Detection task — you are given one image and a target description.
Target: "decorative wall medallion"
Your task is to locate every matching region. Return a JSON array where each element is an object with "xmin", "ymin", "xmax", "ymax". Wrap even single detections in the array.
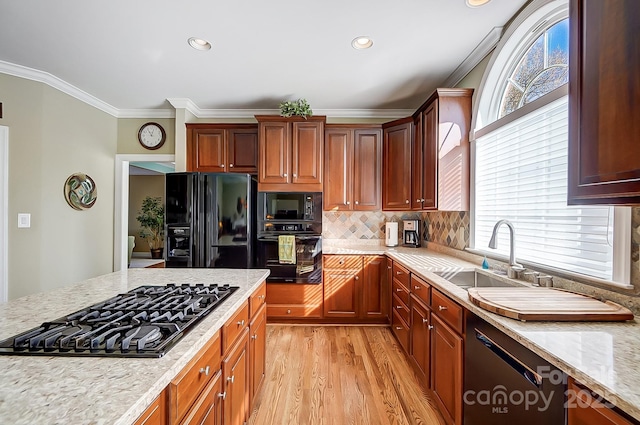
[{"xmin": 64, "ymin": 173, "xmax": 97, "ymax": 210}]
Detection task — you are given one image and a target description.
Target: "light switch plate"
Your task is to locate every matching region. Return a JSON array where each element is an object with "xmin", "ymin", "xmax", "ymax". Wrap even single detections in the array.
[{"xmin": 17, "ymin": 213, "xmax": 30, "ymax": 228}]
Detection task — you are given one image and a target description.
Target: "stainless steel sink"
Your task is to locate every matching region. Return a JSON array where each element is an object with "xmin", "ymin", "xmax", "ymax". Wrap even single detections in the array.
[{"xmin": 433, "ymin": 269, "xmax": 525, "ymax": 290}]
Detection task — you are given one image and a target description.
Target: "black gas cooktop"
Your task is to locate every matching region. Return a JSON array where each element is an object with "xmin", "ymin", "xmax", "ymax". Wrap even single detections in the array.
[{"xmin": 0, "ymin": 283, "xmax": 239, "ymax": 358}]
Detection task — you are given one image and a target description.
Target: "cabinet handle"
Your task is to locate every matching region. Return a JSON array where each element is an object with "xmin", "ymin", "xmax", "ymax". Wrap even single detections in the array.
[
  {"xmin": 218, "ymin": 392, "xmax": 226, "ymax": 400},
  {"xmin": 416, "ymin": 199, "xmax": 421, "ymax": 203},
  {"xmin": 220, "ymin": 164, "xmax": 225, "ymax": 168},
  {"xmin": 414, "ymin": 286, "xmax": 420, "ymax": 290},
  {"xmin": 422, "ymin": 318, "xmax": 429, "ymax": 324},
  {"xmin": 346, "ymin": 201, "xmax": 350, "ymax": 205},
  {"xmin": 387, "ymin": 266, "xmax": 392, "ymax": 270},
  {"xmin": 438, "ymin": 305, "xmax": 447, "ymax": 311},
  {"xmin": 237, "ymin": 320, "xmax": 245, "ymax": 326},
  {"xmin": 355, "ymin": 276, "xmax": 359, "ymax": 280},
  {"xmin": 199, "ymin": 365, "xmax": 210, "ymax": 376},
  {"xmin": 284, "ymin": 173, "xmax": 288, "ymax": 177},
  {"xmin": 421, "ymin": 198, "xmax": 425, "ymax": 202},
  {"xmin": 287, "ymin": 309, "xmax": 291, "ymax": 314},
  {"xmin": 395, "ymin": 326, "xmax": 403, "ymax": 330},
  {"xmin": 396, "ymin": 305, "xmax": 403, "ymax": 309},
  {"xmin": 355, "ymin": 201, "xmax": 359, "ymax": 205},
  {"xmin": 251, "ymin": 334, "xmax": 258, "ymax": 340},
  {"xmin": 227, "ymin": 375, "xmax": 235, "ymax": 384},
  {"xmin": 229, "ymin": 164, "xmax": 234, "ymax": 168},
  {"xmin": 428, "ymin": 325, "xmax": 434, "ymax": 330},
  {"xmin": 258, "ymin": 294, "xmax": 265, "ymax": 301},
  {"xmin": 405, "ymin": 200, "xmax": 409, "ymax": 204},
  {"xmin": 395, "ymin": 288, "xmax": 403, "ymax": 292},
  {"xmin": 293, "ymin": 173, "xmax": 297, "ymax": 178},
  {"xmin": 396, "ymin": 271, "xmax": 403, "ymax": 275}
]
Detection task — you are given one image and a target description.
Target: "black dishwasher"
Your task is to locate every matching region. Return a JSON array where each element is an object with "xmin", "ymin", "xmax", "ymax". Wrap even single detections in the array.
[{"xmin": 464, "ymin": 313, "xmax": 567, "ymax": 424}]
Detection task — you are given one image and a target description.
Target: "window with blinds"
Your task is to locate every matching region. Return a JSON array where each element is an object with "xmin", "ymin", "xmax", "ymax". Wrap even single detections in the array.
[{"xmin": 474, "ymin": 95, "xmax": 614, "ymax": 280}]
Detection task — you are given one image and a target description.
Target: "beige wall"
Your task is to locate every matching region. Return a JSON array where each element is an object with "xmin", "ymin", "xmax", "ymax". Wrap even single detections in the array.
[
  {"xmin": 128, "ymin": 175, "xmax": 165, "ymax": 253},
  {"xmin": 0, "ymin": 73, "xmax": 117, "ymax": 299}
]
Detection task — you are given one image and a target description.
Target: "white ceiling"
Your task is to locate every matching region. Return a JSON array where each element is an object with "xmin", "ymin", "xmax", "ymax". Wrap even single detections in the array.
[{"xmin": 0, "ymin": 0, "xmax": 527, "ymax": 117}]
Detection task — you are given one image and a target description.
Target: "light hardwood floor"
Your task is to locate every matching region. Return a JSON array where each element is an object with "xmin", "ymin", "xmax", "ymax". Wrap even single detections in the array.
[{"xmin": 248, "ymin": 325, "xmax": 446, "ymax": 425}]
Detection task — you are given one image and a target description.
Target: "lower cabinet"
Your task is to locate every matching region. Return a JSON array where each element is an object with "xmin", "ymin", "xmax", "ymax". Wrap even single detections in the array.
[
  {"xmin": 180, "ymin": 371, "xmax": 223, "ymax": 425},
  {"xmin": 266, "ymin": 283, "xmax": 323, "ymax": 320},
  {"xmin": 134, "ymin": 389, "xmax": 167, "ymax": 425},
  {"xmin": 568, "ymin": 377, "xmax": 635, "ymax": 425},
  {"xmin": 223, "ymin": 329, "xmax": 250, "ymax": 425},
  {"xmin": 249, "ymin": 303, "xmax": 267, "ymax": 405},
  {"xmin": 409, "ymin": 294, "xmax": 431, "ymax": 384},
  {"xmin": 431, "ymin": 314, "xmax": 464, "ymax": 425}
]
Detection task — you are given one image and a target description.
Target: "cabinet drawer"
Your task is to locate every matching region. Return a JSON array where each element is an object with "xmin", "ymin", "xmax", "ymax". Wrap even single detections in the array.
[
  {"xmin": 431, "ymin": 289, "xmax": 463, "ymax": 333},
  {"xmin": 323, "ymin": 255, "xmax": 362, "ymax": 270},
  {"xmin": 223, "ymin": 301, "xmax": 249, "ymax": 353},
  {"xmin": 267, "ymin": 304, "xmax": 322, "ymax": 318},
  {"xmin": 391, "ymin": 309, "xmax": 410, "ymax": 353},
  {"xmin": 392, "ymin": 262, "xmax": 410, "ymax": 288},
  {"xmin": 392, "ymin": 278, "xmax": 410, "ymax": 307},
  {"xmin": 249, "ymin": 282, "xmax": 267, "ymax": 318},
  {"xmin": 179, "ymin": 370, "xmax": 222, "ymax": 425},
  {"xmin": 169, "ymin": 332, "xmax": 221, "ymax": 424},
  {"xmin": 411, "ymin": 274, "xmax": 431, "ymax": 306},
  {"xmin": 392, "ymin": 294, "xmax": 410, "ymax": 325}
]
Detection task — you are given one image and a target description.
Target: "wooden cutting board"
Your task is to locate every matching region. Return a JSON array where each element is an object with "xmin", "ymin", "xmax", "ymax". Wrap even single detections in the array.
[{"xmin": 467, "ymin": 287, "xmax": 634, "ymax": 321}]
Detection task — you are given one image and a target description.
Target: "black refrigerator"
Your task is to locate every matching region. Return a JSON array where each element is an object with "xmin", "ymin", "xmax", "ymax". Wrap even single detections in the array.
[{"xmin": 164, "ymin": 172, "xmax": 257, "ymax": 268}]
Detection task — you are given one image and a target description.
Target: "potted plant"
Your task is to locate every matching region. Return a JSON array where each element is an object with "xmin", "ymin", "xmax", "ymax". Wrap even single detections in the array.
[
  {"xmin": 279, "ymin": 98, "xmax": 313, "ymax": 119},
  {"xmin": 136, "ymin": 196, "xmax": 165, "ymax": 259}
]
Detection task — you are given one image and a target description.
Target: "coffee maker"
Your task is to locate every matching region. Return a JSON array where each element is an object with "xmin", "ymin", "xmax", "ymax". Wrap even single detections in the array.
[{"xmin": 403, "ymin": 219, "xmax": 420, "ymax": 248}]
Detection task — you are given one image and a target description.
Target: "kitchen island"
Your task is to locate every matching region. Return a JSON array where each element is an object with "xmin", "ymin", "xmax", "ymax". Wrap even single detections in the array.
[
  {"xmin": 324, "ymin": 241, "xmax": 640, "ymax": 423},
  {"xmin": 0, "ymin": 268, "xmax": 269, "ymax": 425}
]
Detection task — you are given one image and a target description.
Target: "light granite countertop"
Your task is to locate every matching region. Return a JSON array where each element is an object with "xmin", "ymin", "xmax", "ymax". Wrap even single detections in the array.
[
  {"xmin": 324, "ymin": 240, "xmax": 640, "ymax": 422},
  {"xmin": 0, "ymin": 268, "xmax": 269, "ymax": 425}
]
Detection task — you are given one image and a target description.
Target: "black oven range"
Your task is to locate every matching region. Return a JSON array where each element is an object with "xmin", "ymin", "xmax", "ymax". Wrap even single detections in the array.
[{"xmin": 0, "ymin": 284, "xmax": 238, "ymax": 358}]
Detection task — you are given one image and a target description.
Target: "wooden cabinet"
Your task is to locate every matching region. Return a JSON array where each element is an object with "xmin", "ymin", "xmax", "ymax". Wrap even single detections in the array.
[
  {"xmin": 410, "ymin": 294, "xmax": 431, "ymax": 384},
  {"xmin": 324, "ymin": 125, "xmax": 382, "ymax": 211},
  {"xmin": 186, "ymin": 124, "xmax": 258, "ymax": 173},
  {"xmin": 412, "ymin": 88, "xmax": 473, "ymax": 211},
  {"xmin": 323, "ymin": 255, "xmax": 389, "ymax": 322},
  {"xmin": 266, "ymin": 283, "xmax": 323, "ymax": 320},
  {"xmin": 430, "ymin": 289, "xmax": 464, "ymax": 425},
  {"xmin": 249, "ymin": 303, "xmax": 266, "ymax": 405},
  {"xmin": 390, "ymin": 262, "xmax": 411, "ymax": 351},
  {"xmin": 568, "ymin": 377, "xmax": 635, "ymax": 425},
  {"xmin": 179, "ymin": 371, "xmax": 223, "ymax": 425},
  {"xmin": 222, "ymin": 329, "xmax": 250, "ymax": 425},
  {"xmin": 568, "ymin": 0, "xmax": 640, "ymax": 204},
  {"xmin": 382, "ymin": 118, "xmax": 413, "ymax": 210},
  {"xmin": 134, "ymin": 389, "xmax": 167, "ymax": 425},
  {"xmin": 256, "ymin": 115, "xmax": 325, "ymax": 192}
]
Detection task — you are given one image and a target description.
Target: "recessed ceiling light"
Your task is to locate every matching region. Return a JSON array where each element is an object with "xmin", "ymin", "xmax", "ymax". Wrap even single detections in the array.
[
  {"xmin": 466, "ymin": 0, "xmax": 491, "ymax": 7},
  {"xmin": 352, "ymin": 36, "xmax": 373, "ymax": 50},
  {"xmin": 188, "ymin": 37, "xmax": 211, "ymax": 51}
]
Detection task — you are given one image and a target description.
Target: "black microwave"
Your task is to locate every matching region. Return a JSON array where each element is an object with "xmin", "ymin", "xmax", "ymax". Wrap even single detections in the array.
[{"xmin": 257, "ymin": 192, "xmax": 322, "ymax": 234}]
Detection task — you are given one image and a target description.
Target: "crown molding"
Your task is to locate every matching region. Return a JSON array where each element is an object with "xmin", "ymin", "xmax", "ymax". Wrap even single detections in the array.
[
  {"xmin": 117, "ymin": 109, "xmax": 175, "ymax": 119},
  {"xmin": 0, "ymin": 60, "xmax": 120, "ymax": 117},
  {"xmin": 442, "ymin": 26, "xmax": 504, "ymax": 87}
]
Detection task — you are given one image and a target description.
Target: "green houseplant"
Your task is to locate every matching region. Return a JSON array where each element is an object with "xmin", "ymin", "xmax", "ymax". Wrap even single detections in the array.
[
  {"xmin": 136, "ymin": 196, "xmax": 165, "ymax": 259},
  {"xmin": 279, "ymin": 98, "xmax": 313, "ymax": 119}
]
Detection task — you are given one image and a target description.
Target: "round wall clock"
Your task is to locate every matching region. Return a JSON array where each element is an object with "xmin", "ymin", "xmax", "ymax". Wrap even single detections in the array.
[{"xmin": 138, "ymin": 122, "xmax": 166, "ymax": 150}]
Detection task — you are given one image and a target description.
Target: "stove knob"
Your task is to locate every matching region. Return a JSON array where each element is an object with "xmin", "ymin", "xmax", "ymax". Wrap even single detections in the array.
[{"xmin": 199, "ymin": 365, "xmax": 210, "ymax": 376}]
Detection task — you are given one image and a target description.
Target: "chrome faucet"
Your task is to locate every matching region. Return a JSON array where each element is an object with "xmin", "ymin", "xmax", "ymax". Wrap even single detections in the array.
[{"xmin": 488, "ymin": 219, "xmax": 524, "ymax": 278}]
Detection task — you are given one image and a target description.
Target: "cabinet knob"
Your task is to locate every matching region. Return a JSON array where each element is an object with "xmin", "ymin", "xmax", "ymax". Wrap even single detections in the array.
[
  {"xmin": 395, "ymin": 288, "xmax": 403, "ymax": 292},
  {"xmin": 293, "ymin": 173, "xmax": 297, "ymax": 178},
  {"xmin": 251, "ymin": 334, "xmax": 258, "ymax": 340},
  {"xmin": 227, "ymin": 375, "xmax": 235, "ymax": 384},
  {"xmin": 218, "ymin": 392, "xmax": 227, "ymax": 400},
  {"xmin": 421, "ymin": 198, "xmax": 425, "ymax": 202},
  {"xmin": 396, "ymin": 305, "xmax": 402, "ymax": 309},
  {"xmin": 258, "ymin": 295, "xmax": 265, "ymax": 301},
  {"xmin": 396, "ymin": 271, "xmax": 402, "ymax": 275},
  {"xmin": 346, "ymin": 201, "xmax": 350, "ymax": 205},
  {"xmin": 416, "ymin": 199, "xmax": 421, "ymax": 203},
  {"xmin": 422, "ymin": 318, "xmax": 429, "ymax": 324},
  {"xmin": 405, "ymin": 200, "xmax": 409, "ymax": 204},
  {"xmin": 220, "ymin": 164, "xmax": 225, "ymax": 168},
  {"xmin": 287, "ymin": 309, "xmax": 291, "ymax": 314},
  {"xmin": 237, "ymin": 319, "xmax": 245, "ymax": 326},
  {"xmin": 229, "ymin": 164, "xmax": 234, "ymax": 168},
  {"xmin": 284, "ymin": 173, "xmax": 288, "ymax": 177},
  {"xmin": 438, "ymin": 305, "xmax": 448, "ymax": 311},
  {"xmin": 355, "ymin": 276, "xmax": 359, "ymax": 280},
  {"xmin": 355, "ymin": 201, "xmax": 359, "ymax": 205},
  {"xmin": 395, "ymin": 326, "xmax": 403, "ymax": 330},
  {"xmin": 414, "ymin": 285, "xmax": 420, "ymax": 290},
  {"xmin": 428, "ymin": 325, "xmax": 434, "ymax": 330},
  {"xmin": 199, "ymin": 365, "xmax": 210, "ymax": 376}
]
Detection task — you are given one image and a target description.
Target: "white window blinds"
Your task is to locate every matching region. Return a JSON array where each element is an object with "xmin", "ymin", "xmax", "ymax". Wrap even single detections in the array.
[{"xmin": 474, "ymin": 95, "xmax": 613, "ymax": 280}]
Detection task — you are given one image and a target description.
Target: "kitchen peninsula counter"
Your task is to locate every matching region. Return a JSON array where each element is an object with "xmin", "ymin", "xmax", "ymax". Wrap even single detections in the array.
[
  {"xmin": 324, "ymin": 240, "xmax": 640, "ymax": 422},
  {"xmin": 0, "ymin": 268, "xmax": 269, "ymax": 425}
]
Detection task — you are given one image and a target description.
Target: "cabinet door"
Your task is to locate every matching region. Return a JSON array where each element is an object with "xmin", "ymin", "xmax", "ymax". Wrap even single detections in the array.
[
  {"xmin": 431, "ymin": 314, "xmax": 463, "ymax": 425},
  {"xmin": 422, "ymin": 103, "xmax": 438, "ymax": 210},
  {"xmin": 568, "ymin": 0, "xmax": 640, "ymax": 204},
  {"xmin": 383, "ymin": 121, "xmax": 412, "ymax": 210},
  {"xmin": 361, "ymin": 255, "xmax": 388, "ymax": 320},
  {"xmin": 249, "ymin": 304, "xmax": 267, "ymax": 405},
  {"xmin": 385, "ymin": 258, "xmax": 393, "ymax": 322},
  {"xmin": 134, "ymin": 390, "xmax": 167, "ymax": 425},
  {"xmin": 292, "ymin": 121, "xmax": 323, "ymax": 184},
  {"xmin": 568, "ymin": 378, "xmax": 634, "ymax": 425},
  {"xmin": 410, "ymin": 297, "xmax": 431, "ymax": 385},
  {"xmin": 227, "ymin": 128, "xmax": 258, "ymax": 173},
  {"xmin": 180, "ymin": 371, "xmax": 223, "ymax": 425},
  {"xmin": 412, "ymin": 115, "xmax": 424, "ymax": 210},
  {"xmin": 188, "ymin": 128, "xmax": 226, "ymax": 173},
  {"xmin": 223, "ymin": 329, "xmax": 250, "ymax": 425},
  {"xmin": 324, "ymin": 128, "xmax": 352, "ymax": 210},
  {"xmin": 353, "ymin": 129, "xmax": 382, "ymax": 210},
  {"xmin": 323, "ymin": 269, "xmax": 360, "ymax": 318},
  {"xmin": 259, "ymin": 121, "xmax": 290, "ymax": 184}
]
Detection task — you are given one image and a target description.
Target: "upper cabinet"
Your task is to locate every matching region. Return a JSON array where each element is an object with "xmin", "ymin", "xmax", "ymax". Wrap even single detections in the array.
[
  {"xmin": 186, "ymin": 124, "xmax": 258, "ymax": 174},
  {"xmin": 568, "ymin": 0, "xmax": 640, "ymax": 204},
  {"xmin": 255, "ymin": 115, "xmax": 325, "ymax": 192},
  {"xmin": 382, "ymin": 118, "xmax": 413, "ymax": 210},
  {"xmin": 324, "ymin": 125, "xmax": 382, "ymax": 211}
]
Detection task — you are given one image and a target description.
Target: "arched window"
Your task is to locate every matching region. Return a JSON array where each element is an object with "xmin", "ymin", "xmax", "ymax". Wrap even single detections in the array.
[{"xmin": 471, "ymin": 0, "xmax": 630, "ymax": 285}]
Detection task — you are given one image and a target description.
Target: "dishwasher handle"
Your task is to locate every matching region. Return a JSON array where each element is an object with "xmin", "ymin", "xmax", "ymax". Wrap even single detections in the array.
[{"xmin": 475, "ymin": 329, "xmax": 543, "ymax": 389}]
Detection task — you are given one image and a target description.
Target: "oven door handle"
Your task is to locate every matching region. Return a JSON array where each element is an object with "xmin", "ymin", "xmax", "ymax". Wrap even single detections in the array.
[{"xmin": 475, "ymin": 329, "xmax": 543, "ymax": 388}]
